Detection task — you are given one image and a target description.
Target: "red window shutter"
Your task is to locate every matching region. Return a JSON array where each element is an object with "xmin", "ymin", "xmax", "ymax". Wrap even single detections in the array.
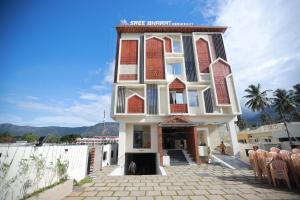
[
  {"xmin": 163, "ymin": 37, "xmax": 172, "ymax": 53},
  {"xmin": 120, "ymin": 40, "xmax": 138, "ymax": 65},
  {"xmin": 196, "ymin": 38, "xmax": 211, "ymax": 73},
  {"xmin": 146, "ymin": 38, "xmax": 165, "ymax": 80},
  {"xmin": 212, "ymin": 60, "xmax": 231, "ymax": 104}
]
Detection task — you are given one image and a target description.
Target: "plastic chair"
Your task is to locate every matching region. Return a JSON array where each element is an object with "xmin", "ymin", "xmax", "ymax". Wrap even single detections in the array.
[
  {"xmin": 256, "ymin": 149, "xmax": 272, "ymax": 184},
  {"xmin": 248, "ymin": 150, "xmax": 260, "ymax": 178},
  {"xmin": 291, "ymin": 153, "xmax": 300, "ymax": 188},
  {"xmin": 270, "ymin": 147, "xmax": 280, "ymax": 153},
  {"xmin": 292, "ymin": 148, "xmax": 300, "ymax": 154},
  {"xmin": 270, "ymin": 159, "xmax": 291, "ymax": 189}
]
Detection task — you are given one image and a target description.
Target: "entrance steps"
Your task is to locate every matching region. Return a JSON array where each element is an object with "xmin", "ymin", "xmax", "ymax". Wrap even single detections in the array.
[{"xmin": 167, "ymin": 150, "xmax": 190, "ymax": 166}]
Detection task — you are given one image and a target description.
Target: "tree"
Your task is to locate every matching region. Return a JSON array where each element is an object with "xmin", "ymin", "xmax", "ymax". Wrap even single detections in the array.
[
  {"xmin": 22, "ymin": 133, "xmax": 38, "ymax": 143},
  {"xmin": 293, "ymin": 83, "xmax": 300, "ymax": 104},
  {"xmin": 272, "ymin": 89, "xmax": 299, "ymax": 146},
  {"xmin": 60, "ymin": 134, "xmax": 81, "ymax": 144},
  {"xmin": 260, "ymin": 113, "xmax": 272, "ymax": 125},
  {"xmin": 244, "ymin": 84, "xmax": 271, "ymax": 112},
  {"xmin": 45, "ymin": 135, "xmax": 60, "ymax": 143},
  {"xmin": 0, "ymin": 132, "xmax": 15, "ymax": 143},
  {"xmin": 236, "ymin": 115, "xmax": 247, "ymax": 130}
]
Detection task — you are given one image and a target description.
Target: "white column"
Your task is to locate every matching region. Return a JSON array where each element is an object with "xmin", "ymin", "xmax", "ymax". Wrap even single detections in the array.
[
  {"xmin": 227, "ymin": 118, "xmax": 240, "ymax": 158},
  {"xmin": 118, "ymin": 122, "xmax": 126, "ymax": 166}
]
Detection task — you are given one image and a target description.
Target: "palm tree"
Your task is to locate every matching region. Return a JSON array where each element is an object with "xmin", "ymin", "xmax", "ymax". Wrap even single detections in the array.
[
  {"xmin": 293, "ymin": 83, "xmax": 300, "ymax": 104},
  {"xmin": 272, "ymin": 89, "xmax": 299, "ymax": 146},
  {"xmin": 244, "ymin": 84, "xmax": 271, "ymax": 112}
]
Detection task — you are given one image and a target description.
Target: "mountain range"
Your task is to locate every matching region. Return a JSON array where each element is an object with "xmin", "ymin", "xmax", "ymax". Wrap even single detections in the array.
[
  {"xmin": 0, "ymin": 122, "xmax": 119, "ymax": 137},
  {"xmin": 0, "ymin": 107, "xmax": 294, "ymax": 137}
]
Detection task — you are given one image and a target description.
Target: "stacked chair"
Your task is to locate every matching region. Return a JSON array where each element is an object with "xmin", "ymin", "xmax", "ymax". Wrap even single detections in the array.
[{"xmin": 249, "ymin": 147, "xmax": 300, "ymax": 189}]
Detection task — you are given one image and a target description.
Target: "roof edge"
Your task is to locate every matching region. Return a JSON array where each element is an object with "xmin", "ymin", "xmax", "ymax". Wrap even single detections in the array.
[{"xmin": 116, "ymin": 25, "xmax": 227, "ymax": 34}]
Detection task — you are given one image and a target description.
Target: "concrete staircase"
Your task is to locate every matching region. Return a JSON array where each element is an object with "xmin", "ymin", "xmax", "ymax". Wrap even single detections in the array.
[{"xmin": 167, "ymin": 150, "xmax": 189, "ymax": 166}]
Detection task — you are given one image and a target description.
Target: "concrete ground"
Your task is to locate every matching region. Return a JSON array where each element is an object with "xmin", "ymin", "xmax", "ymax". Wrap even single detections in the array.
[{"xmin": 63, "ymin": 164, "xmax": 300, "ymax": 200}]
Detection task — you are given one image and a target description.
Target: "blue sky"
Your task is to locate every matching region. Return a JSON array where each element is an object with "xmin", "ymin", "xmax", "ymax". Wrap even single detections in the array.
[{"xmin": 0, "ymin": 0, "xmax": 299, "ymax": 127}]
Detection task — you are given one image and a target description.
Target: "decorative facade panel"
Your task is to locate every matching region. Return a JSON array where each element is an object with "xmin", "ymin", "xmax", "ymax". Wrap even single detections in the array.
[
  {"xmin": 212, "ymin": 34, "xmax": 227, "ymax": 61},
  {"xmin": 116, "ymin": 86, "xmax": 125, "ymax": 113},
  {"xmin": 183, "ymin": 36, "xmax": 197, "ymax": 82},
  {"xmin": 127, "ymin": 95, "xmax": 144, "ymax": 113},
  {"xmin": 146, "ymin": 38, "xmax": 165, "ymax": 80},
  {"xmin": 204, "ymin": 88, "xmax": 213, "ymax": 113},
  {"xmin": 120, "ymin": 40, "xmax": 138, "ymax": 65},
  {"xmin": 212, "ymin": 60, "xmax": 231, "ymax": 104},
  {"xmin": 163, "ymin": 37, "xmax": 172, "ymax": 53},
  {"xmin": 147, "ymin": 84, "xmax": 158, "ymax": 114},
  {"xmin": 196, "ymin": 38, "xmax": 211, "ymax": 73},
  {"xmin": 169, "ymin": 78, "xmax": 185, "ymax": 92}
]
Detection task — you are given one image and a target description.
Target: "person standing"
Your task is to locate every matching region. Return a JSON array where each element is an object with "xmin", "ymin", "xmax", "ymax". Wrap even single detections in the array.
[{"xmin": 220, "ymin": 141, "xmax": 226, "ymax": 155}]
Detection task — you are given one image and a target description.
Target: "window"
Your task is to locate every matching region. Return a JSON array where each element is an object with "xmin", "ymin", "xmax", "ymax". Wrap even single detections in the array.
[
  {"xmin": 103, "ymin": 152, "xmax": 107, "ymax": 161},
  {"xmin": 188, "ymin": 90, "xmax": 199, "ymax": 107},
  {"xmin": 111, "ymin": 150, "xmax": 114, "ymax": 158},
  {"xmin": 167, "ymin": 63, "xmax": 182, "ymax": 75},
  {"xmin": 133, "ymin": 125, "xmax": 151, "ymax": 148},
  {"xmin": 173, "ymin": 40, "xmax": 181, "ymax": 53},
  {"xmin": 169, "ymin": 91, "xmax": 184, "ymax": 104}
]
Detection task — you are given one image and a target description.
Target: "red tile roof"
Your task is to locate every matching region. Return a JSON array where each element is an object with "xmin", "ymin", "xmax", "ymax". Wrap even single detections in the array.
[{"xmin": 116, "ymin": 25, "xmax": 227, "ymax": 34}]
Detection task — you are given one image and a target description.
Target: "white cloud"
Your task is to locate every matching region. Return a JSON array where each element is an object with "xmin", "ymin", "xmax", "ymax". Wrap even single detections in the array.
[
  {"xmin": 0, "ymin": 60, "xmax": 115, "ymax": 127},
  {"xmin": 26, "ymin": 96, "xmax": 39, "ymax": 101},
  {"xmin": 201, "ymin": 0, "xmax": 300, "ymax": 105}
]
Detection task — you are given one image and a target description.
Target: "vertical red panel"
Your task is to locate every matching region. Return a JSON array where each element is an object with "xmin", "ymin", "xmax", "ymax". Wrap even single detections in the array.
[
  {"xmin": 127, "ymin": 95, "xmax": 144, "ymax": 113},
  {"xmin": 163, "ymin": 37, "xmax": 172, "ymax": 53},
  {"xmin": 196, "ymin": 38, "xmax": 211, "ymax": 73},
  {"xmin": 146, "ymin": 38, "xmax": 165, "ymax": 79},
  {"xmin": 120, "ymin": 40, "xmax": 138, "ymax": 65},
  {"xmin": 212, "ymin": 60, "xmax": 231, "ymax": 104}
]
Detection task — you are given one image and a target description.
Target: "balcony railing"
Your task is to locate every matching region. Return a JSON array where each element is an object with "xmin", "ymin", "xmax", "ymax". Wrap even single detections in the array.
[{"xmin": 170, "ymin": 104, "xmax": 188, "ymax": 113}]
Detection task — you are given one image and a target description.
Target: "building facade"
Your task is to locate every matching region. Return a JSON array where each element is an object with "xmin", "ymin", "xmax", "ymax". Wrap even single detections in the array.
[{"xmin": 111, "ymin": 24, "xmax": 241, "ymax": 174}]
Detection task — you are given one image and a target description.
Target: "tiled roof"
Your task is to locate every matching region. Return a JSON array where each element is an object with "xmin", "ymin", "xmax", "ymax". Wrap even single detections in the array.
[{"xmin": 116, "ymin": 25, "xmax": 227, "ymax": 34}]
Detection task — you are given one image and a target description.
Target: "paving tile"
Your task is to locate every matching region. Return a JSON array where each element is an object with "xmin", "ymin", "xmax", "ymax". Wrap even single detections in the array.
[
  {"xmin": 205, "ymin": 195, "xmax": 226, "ymax": 200},
  {"xmin": 146, "ymin": 190, "xmax": 161, "ymax": 196},
  {"xmin": 84, "ymin": 197, "xmax": 102, "ymax": 200},
  {"xmin": 192, "ymin": 190, "xmax": 209, "ymax": 195},
  {"xmin": 156, "ymin": 196, "xmax": 172, "ymax": 200},
  {"xmin": 69, "ymin": 192, "xmax": 82, "ymax": 196},
  {"xmin": 189, "ymin": 196, "xmax": 208, "ymax": 200},
  {"xmin": 102, "ymin": 197, "xmax": 119, "ymax": 200},
  {"xmin": 171, "ymin": 196, "xmax": 190, "ymax": 200},
  {"xmin": 162, "ymin": 190, "xmax": 177, "ymax": 196},
  {"xmin": 223, "ymin": 195, "xmax": 243, "ymax": 200},
  {"xmin": 80, "ymin": 191, "xmax": 98, "ymax": 197},
  {"xmin": 125, "ymin": 187, "xmax": 139, "ymax": 191},
  {"xmin": 136, "ymin": 197, "xmax": 154, "ymax": 200},
  {"xmin": 177, "ymin": 190, "xmax": 193, "ymax": 195},
  {"xmin": 113, "ymin": 191, "xmax": 130, "ymax": 197},
  {"xmin": 63, "ymin": 197, "xmax": 84, "ymax": 200},
  {"xmin": 119, "ymin": 197, "xmax": 136, "ymax": 200},
  {"xmin": 130, "ymin": 191, "xmax": 146, "ymax": 196},
  {"xmin": 97, "ymin": 191, "xmax": 114, "ymax": 196}
]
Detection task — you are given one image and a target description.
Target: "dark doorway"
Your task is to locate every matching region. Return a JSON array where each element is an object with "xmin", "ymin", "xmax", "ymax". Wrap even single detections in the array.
[
  {"xmin": 162, "ymin": 127, "xmax": 188, "ymax": 149},
  {"xmin": 125, "ymin": 153, "xmax": 156, "ymax": 175}
]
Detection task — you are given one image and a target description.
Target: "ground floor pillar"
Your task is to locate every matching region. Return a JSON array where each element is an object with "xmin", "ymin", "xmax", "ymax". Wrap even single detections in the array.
[
  {"xmin": 118, "ymin": 122, "xmax": 126, "ymax": 166},
  {"xmin": 158, "ymin": 126, "xmax": 163, "ymax": 166},
  {"xmin": 227, "ymin": 118, "xmax": 240, "ymax": 158}
]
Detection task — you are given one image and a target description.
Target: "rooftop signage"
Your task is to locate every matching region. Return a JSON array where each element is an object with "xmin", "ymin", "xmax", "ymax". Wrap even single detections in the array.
[{"xmin": 120, "ymin": 19, "xmax": 193, "ymax": 26}]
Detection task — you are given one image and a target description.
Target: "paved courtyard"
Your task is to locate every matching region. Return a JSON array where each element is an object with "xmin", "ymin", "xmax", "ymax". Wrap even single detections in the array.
[{"xmin": 64, "ymin": 164, "xmax": 300, "ymax": 200}]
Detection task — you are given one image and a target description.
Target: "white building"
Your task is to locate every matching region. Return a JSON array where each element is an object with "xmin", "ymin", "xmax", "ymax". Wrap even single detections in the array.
[{"xmin": 111, "ymin": 24, "xmax": 241, "ymax": 175}]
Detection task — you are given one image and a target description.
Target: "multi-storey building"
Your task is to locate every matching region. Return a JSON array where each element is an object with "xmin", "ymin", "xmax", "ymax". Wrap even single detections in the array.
[{"xmin": 111, "ymin": 24, "xmax": 241, "ymax": 175}]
